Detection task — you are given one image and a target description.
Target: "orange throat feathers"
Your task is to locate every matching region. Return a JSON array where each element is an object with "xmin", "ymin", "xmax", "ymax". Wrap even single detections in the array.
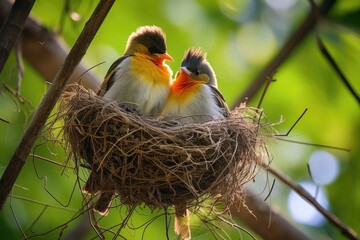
[
  {"xmin": 131, "ymin": 53, "xmax": 172, "ymax": 86},
  {"xmin": 170, "ymin": 71, "xmax": 203, "ymax": 101}
]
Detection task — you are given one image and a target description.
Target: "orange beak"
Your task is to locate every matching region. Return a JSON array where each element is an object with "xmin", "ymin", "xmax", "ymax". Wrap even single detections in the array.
[
  {"xmin": 179, "ymin": 67, "xmax": 192, "ymax": 76},
  {"xmin": 153, "ymin": 53, "xmax": 173, "ymax": 65},
  {"xmin": 157, "ymin": 52, "xmax": 173, "ymax": 61}
]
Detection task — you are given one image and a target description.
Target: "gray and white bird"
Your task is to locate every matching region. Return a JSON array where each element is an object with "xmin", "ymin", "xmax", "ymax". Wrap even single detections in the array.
[{"xmin": 162, "ymin": 48, "xmax": 230, "ymax": 240}]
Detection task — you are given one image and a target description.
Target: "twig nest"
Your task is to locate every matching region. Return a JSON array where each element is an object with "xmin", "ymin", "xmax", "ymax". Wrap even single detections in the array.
[{"xmin": 58, "ymin": 86, "xmax": 265, "ymax": 209}]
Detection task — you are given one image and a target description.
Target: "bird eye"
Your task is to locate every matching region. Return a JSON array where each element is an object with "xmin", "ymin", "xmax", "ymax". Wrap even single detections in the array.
[{"xmin": 187, "ymin": 67, "xmax": 201, "ymax": 76}]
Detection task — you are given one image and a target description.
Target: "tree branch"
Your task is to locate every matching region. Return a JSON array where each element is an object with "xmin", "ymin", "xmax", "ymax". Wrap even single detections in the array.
[
  {"xmin": 261, "ymin": 163, "xmax": 358, "ymax": 240},
  {"xmin": 0, "ymin": 0, "xmax": 115, "ymax": 210},
  {"xmin": 232, "ymin": 0, "xmax": 337, "ymax": 108},
  {"xmin": 0, "ymin": 0, "xmax": 35, "ymax": 74},
  {"xmin": 230, "ymin": 188, "xmax": 311, "ymax": 240},
  {"xmin": 0, "ymin": 0, "xmax": 101, "ymax": 90}
]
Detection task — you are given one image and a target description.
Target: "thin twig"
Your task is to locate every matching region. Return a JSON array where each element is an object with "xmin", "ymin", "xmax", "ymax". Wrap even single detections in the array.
[
  {"xmin": 58, "ymin": 0, "xmax": 71, "ymax": 34},
  {"xmin": 15, "ymin": 37, "xmax": 24, "ymax": 96},
  {"xmin": 29, "ymin": 153, "xmax": 74, "ymax": 169},
  {"xmin": 263, "ymin": 179, "xmax": 276, "ymax": 201},
  {"xmin": 0, "ymin": 0, "xmax": 115, "ymax": 210},
  {"xmin": 232, "ymin": 0, "xmax": 337, "ymax": 108},
  {"xmin": 275, "ymin": 138, "xmax": 350, "ymax": 152},
  {"xmin": 28, "ymin": 205, "xmax": 48, "ymax": 232},
  {"xmin": 315, "ymin": 33, "xmax": 360, "ymax": 105},
  {"xmin": 3, "ymin": 83, "xmax": 32, "ymax": 105},
  {"xmin": 11, "ymin": 195, "xmax": 78, "ymax": 211},
  {"xmin": 256, "ymin": 74, "xmax": 276, "ymax": 109},
  {"xmin": 218, "ymin": 215, "xmax": 256, "ymax": 240},
  {"xmin": 262, "ymin": 163, "xmax": 358, "ymax": 240},
  {"xmin": 0, "ymin": 117, "xmax": 10, "ymax": 124},
  {"xmin": 275, "ymin": 108, "xmax": 308, "ymax": 137},
  {"xmin": 10, "ymin": 193, "xmax": 27, "ymax": 239}
]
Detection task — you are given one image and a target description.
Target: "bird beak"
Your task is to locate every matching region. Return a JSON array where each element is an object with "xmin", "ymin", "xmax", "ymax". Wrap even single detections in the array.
[
  {"xmin": 179, "ymin": 67, "xmax": 208, "ymax": 84},
  {"xmin": 179, "ymin": 67, "xmax": 192, "ymax": 76},
  {"xmin": 155, "ymin": 52, "xmax": 173, "ymax": 62}
]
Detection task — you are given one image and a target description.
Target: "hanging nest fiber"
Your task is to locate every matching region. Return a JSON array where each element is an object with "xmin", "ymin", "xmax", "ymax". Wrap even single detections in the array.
[{"xmin": 57, "ymin": 85, "xmax": 266, "ymax": 211}]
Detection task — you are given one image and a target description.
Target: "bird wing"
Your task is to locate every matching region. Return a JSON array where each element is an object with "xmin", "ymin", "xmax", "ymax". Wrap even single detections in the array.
[
  {"xmin": 208, "ymin": 84, "xmax": 230, "ymax": 118},
  {"xmin": 97, "ymin": 55, "xmax": 131, "ymax": 96}
]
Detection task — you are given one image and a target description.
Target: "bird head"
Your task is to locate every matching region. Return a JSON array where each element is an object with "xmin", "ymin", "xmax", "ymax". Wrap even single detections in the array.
[
  {"xmin": 125, "ymin": 26, "xmax": 173, "ymax": 65},
  {"xmin": 174, "ymin": 48, "xmax": 217, "ymax": 88}
]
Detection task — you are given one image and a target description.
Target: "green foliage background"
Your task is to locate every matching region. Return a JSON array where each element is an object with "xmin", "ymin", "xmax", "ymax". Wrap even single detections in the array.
[{"xmin": 0, "ymin": 0, "xmax": 359, "ymax": 239}]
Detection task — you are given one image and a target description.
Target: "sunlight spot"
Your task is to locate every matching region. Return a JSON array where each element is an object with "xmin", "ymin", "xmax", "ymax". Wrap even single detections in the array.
[
  {"xmin": 164, "ymin": 0, "xmax": 215, "ymax": 49},
  {"xmin": 288, "ymin": 182, "xmax": 328, "ymax": 226},
  {"xmin": 309, "ymin": 150, "xmax": 340, "ymax": 185},
  {"xmin": 164, "ymin": 0, "xmax": 202, "ymax": 27},
  {"xmin": 218, "ymin": 0, "xmax": 255, "ymax": 22},
  {"xmin": 70, "ymin": 12, "xmax": 81, "ymax": 22},
  {"xmin": 264, "ymin": 0, "xmax": 297, "ymax": 11},
  {"xmin": 236, "ymin": 22, "xmax": 277, "ymax": 64}
]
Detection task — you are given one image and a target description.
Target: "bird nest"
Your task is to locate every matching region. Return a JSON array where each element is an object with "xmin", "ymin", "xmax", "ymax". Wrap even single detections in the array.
[{"xmin": 55, "ymin": 85, "xmax": 266, "ymax": 211}]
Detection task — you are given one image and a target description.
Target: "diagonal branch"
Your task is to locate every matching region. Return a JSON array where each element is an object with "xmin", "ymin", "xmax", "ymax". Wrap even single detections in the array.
[
  {"xmin": 0, "ymin": 0, "xmax": 101, "ymax": 90},
  {"xmin": 230, "ymin": 188, "xmax": 311, "ymax": 240},
  {"xmin": 0, "ymin": 0, "xmax": 35, "ymax": 74},
  {"xmin": 315, "ymin": 33, "xmax": 360, "ymax": 105},
  {"xmin": 232, "ymin": 0, "xmax": 337, "ymax": 109},
  {"xmin": 0, "ymin": 0, "xmax": 115, "ymax": 210},
  {"xmin": 261, "ymin": 163, "xmax": 358, "ymax": 240}
]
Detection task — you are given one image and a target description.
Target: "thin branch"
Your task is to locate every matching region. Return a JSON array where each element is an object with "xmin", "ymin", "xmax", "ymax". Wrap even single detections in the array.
[
  {"xmin": 218, "ymin": 215, "xmax": 257, "ymax": 240},
  {"xmin": 0, "ymin": 0, "xmax": 115, "ymax": 210},
  {"xmin": 232, "ymin": 0, "xmax": 337, "ymax": 108},
  {"xmin": 29, "ymin": 153, "xmax": 74, "ymax": 169},
  {"xmin": 11, "ymin": 195, "xmax": 77, "ymax": 211},
  {"xmin": 275, "ymin": 138, "xmax": 350, "ymax": 152},
  {"xmin": 0, "ymin": 0, "xmax": 35, "ymax": 74},
  {"xmin": 0, "ymin": 117, "xmax": 10, "ymax": 124},
  {"xmin": 256, "ymin": 74, "xmax": 276, "ymax": 109},
  {"xmin": 315, "ymin": 33, "xmax": 360, "ymax": 105},
  {"xmin": 3, "ymin": 82, "xmax": 31, "ymax": 105},
  {"xmin": 276, "ymin": 108, "xmax": 308, "ymax": 137},
  {"xmin": 15, "ymin": 37, "xmax": 24, "ymax": 96},
  {"xmin": 262, "ymin": 163, "xmax": 359, "ymax": 240}
]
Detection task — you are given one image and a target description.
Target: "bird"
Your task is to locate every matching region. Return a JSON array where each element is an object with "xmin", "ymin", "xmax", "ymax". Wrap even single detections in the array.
[
  {"xmin": 162, "ymin": 48, "xmax": 229, "ymax": 123},
  {"xmin": 98, "ymin": 25, "xmax": 173, "ymax": 114},
  {"xmin": 82, "ymin": 25, "xmax": 173, "ymax": 216},
  {"xmin": 161, "ymin": 48, "xmax": 230, "ymax": 240}
]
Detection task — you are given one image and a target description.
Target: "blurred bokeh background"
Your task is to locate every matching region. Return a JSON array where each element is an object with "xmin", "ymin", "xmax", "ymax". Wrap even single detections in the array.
[{"xmin": 0, "ymin": 0, "xmax": 359, "ymax": 239}]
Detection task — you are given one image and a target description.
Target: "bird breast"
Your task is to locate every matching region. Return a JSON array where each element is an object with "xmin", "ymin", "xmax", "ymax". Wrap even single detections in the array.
[
  {"xmin": 162, "ymin": 85, "xmax": 225, "ymax": 124},
  {"xmin": 102, "ymin": 57, "xmax": 171, "ymax": 115}
]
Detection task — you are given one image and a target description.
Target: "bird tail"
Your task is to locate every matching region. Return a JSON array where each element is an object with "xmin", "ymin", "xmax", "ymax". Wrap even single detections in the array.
[
  {"xmin": 93, "ymin": 192, "xmax": 114, "ymax": 216},
  {"xmin": 174, "ymin": 204, "xmax": 191, "ymax": 240},
  {"xmin": 82, "ymin": 172, "xmax": 113, "ymax": 215}
]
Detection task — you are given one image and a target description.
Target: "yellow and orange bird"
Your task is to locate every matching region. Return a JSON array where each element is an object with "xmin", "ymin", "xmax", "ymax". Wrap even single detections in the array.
[
  {"xmin": 98, "ymin": 25, "xmax": 173, "ymax": 114},
  {"xmin": 162, "ymin": 48, "xmax": 230, "ymax": 239},
  {"xmin": 82, "ymin": 26, "xmax": 173, "ymax": 216}
]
